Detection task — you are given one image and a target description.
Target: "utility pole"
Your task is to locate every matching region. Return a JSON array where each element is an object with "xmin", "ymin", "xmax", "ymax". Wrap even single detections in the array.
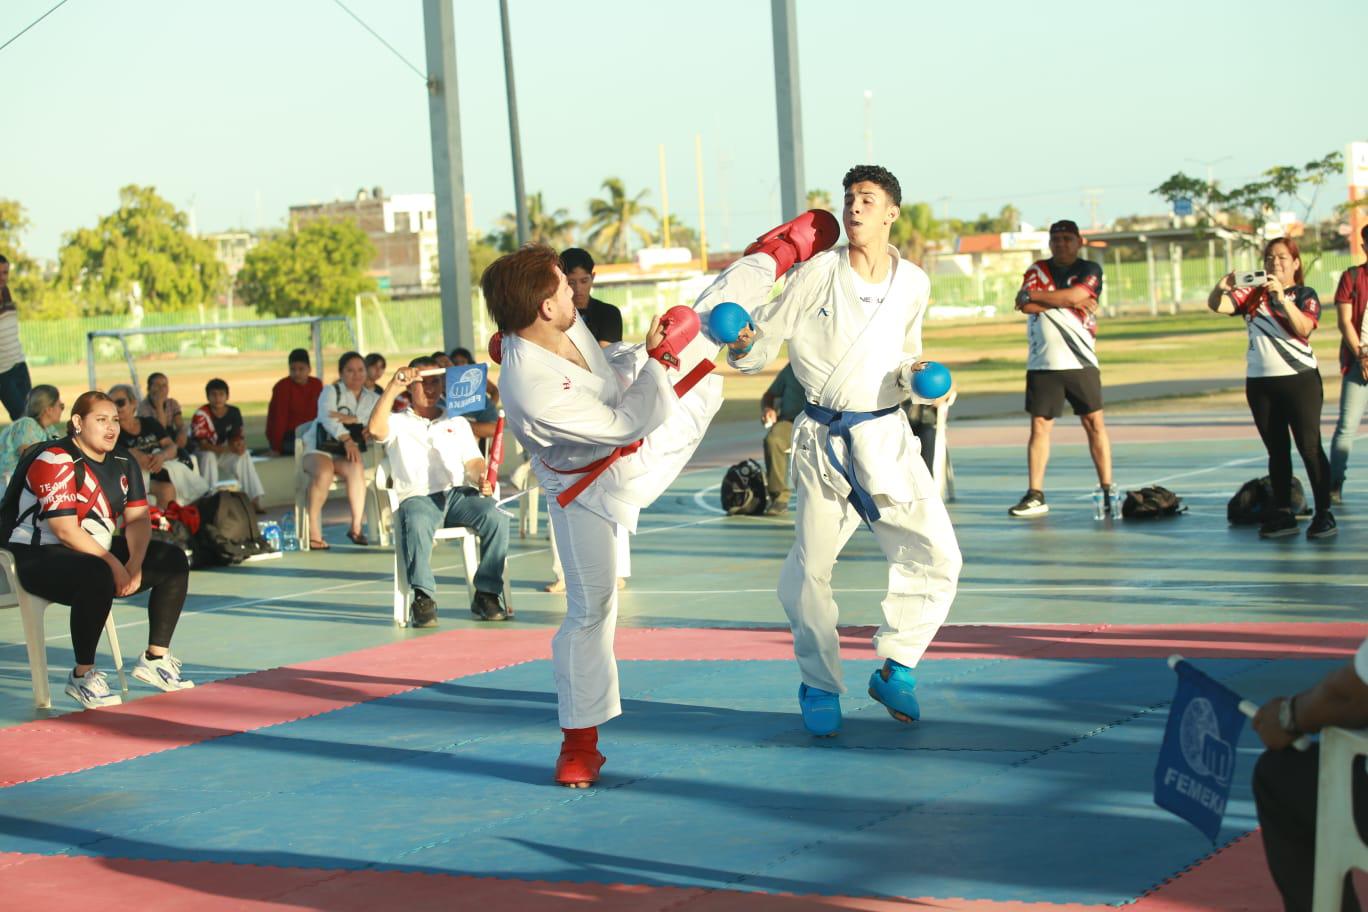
[
  {"xmin": 1082, "ymin": 188, "xmax": 1103, "ymax": 229},
  {"xmin": 695, "ymin": 134, "xmax": 708, "ymax": 270},
  {"xmin": 770, "ymin": 0, "xmax": 805, "ymax": 221},
  {"xmin": 658, "ymin": 144, "xmax": 672, "ymax": 247},
  {"xmin": 423, "ymin": 0, "xmax": 474, "ymax": 352},
  {"xmin": 499, "ymin": 0, "xmax": 528, "ymax": 246},
  {"xmin": 863, "ymin": 90, "xmax": 873, "ymax": 161}
]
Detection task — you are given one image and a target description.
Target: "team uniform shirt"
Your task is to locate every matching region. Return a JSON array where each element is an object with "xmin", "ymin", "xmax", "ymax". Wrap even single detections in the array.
[
  {"xmin": 191, "ymin": 405, "xmax": 245, "ymax": 446},
  {"xmin": 1022, "ymin": 259, "xmax": 1103, "ymax": 371},
  {"xmin": 1334, "ymin": 265, "xmax": 1368, "ymax": 375},
  {"xmin": 10, "ymin": 441, "xmax": 146, "ymax": 548},
  {"xmin": 1227, "ymin": 284, "xmax": 1321, "ymax": 378},
  {"xmin": 118, "ymin": 416, "xmax": 170, "ymax": 455},
  {"xmin": 578, "ymin": 297, "xmax": 624, "ymax": 345},
  {"xmin": 379, "ymin": 407, "xmax": 483, "ymax": 505}
]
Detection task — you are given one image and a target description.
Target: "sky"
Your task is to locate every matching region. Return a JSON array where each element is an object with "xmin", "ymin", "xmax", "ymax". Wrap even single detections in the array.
[{"xmin": 4, "ymin": 0, "xmax": 1366, "ymax": 261}]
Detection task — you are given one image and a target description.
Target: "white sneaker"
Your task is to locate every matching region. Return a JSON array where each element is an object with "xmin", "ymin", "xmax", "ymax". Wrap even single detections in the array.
[
  {"xmin": 65, "ymin": 668, "xmax": 123, "ymax": 709},
  {"xmin": 132, "ymin": 653, "xmax": 195, "ymax": 692}
]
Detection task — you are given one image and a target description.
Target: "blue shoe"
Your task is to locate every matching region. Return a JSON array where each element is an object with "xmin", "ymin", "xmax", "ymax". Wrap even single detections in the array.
[
  {"xmin": 868, "ymin": 660, "xmax": 920, "ymax": 723},
  {"xmin": 798, "ymin": 683, "xmax": 841, "ymax": 736}
]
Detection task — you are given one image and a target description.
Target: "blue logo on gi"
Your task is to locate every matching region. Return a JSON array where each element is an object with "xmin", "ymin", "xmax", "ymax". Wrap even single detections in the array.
[
  {"xmin": 819, "ymin": 307, "xmax": 831, "ymax": 317},
  {"xmin": 445, "ymin": 364, "xmax": 488, "ymax": 416}
]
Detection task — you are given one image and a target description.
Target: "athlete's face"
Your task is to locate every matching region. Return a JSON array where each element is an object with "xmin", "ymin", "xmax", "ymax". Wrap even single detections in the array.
[
  {"xmin": 1049, "ymin": 232, "xmax": 1082, "ymax": 266},
  {"xmin": 76, "ymin": 400, "xmax": 120, "ymax": 454},
  {"xmin": 1264, "ymin": 242, "xmax": 1299, "ymax": 286},
  {"xmin": 842, "ymin": 181, "xmax": 898, "ymax": 248},
  {"xmin": 566, "ymin": 267, "xmax": 594, "ymax": 310},
  {"xmin": 544, "ymin": 266, "xmax": 577, "ymax": 332}
]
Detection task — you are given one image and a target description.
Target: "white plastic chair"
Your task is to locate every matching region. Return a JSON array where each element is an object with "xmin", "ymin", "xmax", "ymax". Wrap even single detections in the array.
[
  {"xmin": 293, "ymin": 424, "xmax": 388, "ymax": 550},
  {"xmin": 932, "ymin": 389, "xmax": 957, "ymax": 502},
  {"xmin": 1312, "ymin": 726, "xmax": 1368, "ymax": 912},
  {"xmin": 375, "ymin": 460, "xmax": 512, "ymax": 626},
  {"xmin": 0, "ymin": 548, "xmax": 127, "ymax": 710}
]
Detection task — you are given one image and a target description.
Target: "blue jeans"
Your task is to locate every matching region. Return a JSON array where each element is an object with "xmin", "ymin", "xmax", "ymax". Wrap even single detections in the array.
[
  {"xmin": 395, "ymin": 486, "xmax": 508, "ymax": 602},
  {"xmin": 1330, "ymin": 362, "xmax": 1368, "ymax": 491},
  {"xmin": 0, "ymin": 361, "xmax": 31, "ymax": 422}
]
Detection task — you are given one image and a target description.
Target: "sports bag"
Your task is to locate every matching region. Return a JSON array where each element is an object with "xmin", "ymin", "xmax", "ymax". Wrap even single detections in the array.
[
  {"xmin": 720, "ymin": 458, "xmax": 767, "ymax": 516},
  {"xmin": 1120, "ymin": 485, "xmax": 1185, "ymax": 519},
  {"xmin": 1227, "ymin": 475, "xmax": 1307, "ymax": 525},
  {"xmin": 190, "ymin": 489, "xmax": 270, "ymax": 566},
  {"xmin": 0, "ymin": 437, "xmax": 85, "ymax": 545}
]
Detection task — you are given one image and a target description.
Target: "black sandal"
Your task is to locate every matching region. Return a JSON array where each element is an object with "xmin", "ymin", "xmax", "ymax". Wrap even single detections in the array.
[{"xmin": 346, "ymin": 530, "xmax": 370, "ymax": 546}]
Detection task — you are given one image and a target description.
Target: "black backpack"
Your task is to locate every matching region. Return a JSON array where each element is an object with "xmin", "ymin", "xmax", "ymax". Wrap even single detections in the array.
[
  {"xmin": 720, "ymin": 459, "xmax": 767, "ymax": 516},
  {"xmin": 190, "ymin": 489, "xmax": 270, "ymax": 567},
  {"xmin": 1121, "ymin": 485, "xmax": 1185, "ymax": 519},
  {"xmin": 0, "ymin": 437, "xmax": 85, "ymax": 545},
  {"xmin": 1227, "ymin": 475, "xmax": 1308, "ymax": 525}
]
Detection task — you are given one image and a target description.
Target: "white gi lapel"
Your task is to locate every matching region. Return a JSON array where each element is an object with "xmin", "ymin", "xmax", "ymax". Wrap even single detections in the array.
[
  {"xmin": 816, "ymin": 245, "xmax": 901, "ymax": 408},
  {"xmin": 514, "ymin": 320, "xmax": 612, "ymax": 401}
]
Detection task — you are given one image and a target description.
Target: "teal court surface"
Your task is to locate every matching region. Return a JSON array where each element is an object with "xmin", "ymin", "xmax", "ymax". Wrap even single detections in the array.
[{"xmin": 0, "ymin": 407, "xmax": 1365, "ymax": 911}]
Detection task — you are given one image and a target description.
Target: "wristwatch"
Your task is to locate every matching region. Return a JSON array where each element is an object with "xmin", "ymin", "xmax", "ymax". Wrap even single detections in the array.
[{"xmin": 1277, "ymin": 696, "xmax": 1301, "ymax": 734}]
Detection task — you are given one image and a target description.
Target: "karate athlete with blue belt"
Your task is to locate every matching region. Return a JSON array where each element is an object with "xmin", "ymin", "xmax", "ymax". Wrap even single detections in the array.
[{"xmin": 727, "ymin": 165, "xmax": 963, "ymax": 736}]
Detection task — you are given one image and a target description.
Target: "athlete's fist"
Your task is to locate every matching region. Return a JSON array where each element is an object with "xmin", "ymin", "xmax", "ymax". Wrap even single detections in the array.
[{"xmin": 647, "ymin": 305, "xmax": 701, "ymax": 369}]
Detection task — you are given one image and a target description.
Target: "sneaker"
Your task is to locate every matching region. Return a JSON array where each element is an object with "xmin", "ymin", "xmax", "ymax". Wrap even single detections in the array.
[
  {"xmin": 410, "ymin": 591, "xmax": 439, "ymax": 628},
  {"xmin": 471, "ymin": 590, "xmax": 508, "ymax": 622},
  {"xmin": 1008, "ymin": 490, "xmax": 1048, "ymax": 517},
  {"xmin": 763, "ymin": 499, "xmax": 790, "ymax": 516},
  {"xmin": 132, "ymin": 653, "xmax": 195, "ymax": 692},
  {"xmin": 64, "ymin": 668, "xmax": 123, "ymax": 709},
  {"xmin": 798, "ymin": 683, "xmax": 841, "ymax": 736},
  {"xmin": 1307, "ymin": 510, "xmax": 1338, "ymax": 540},
  {"xmin": 868, "ymin": 660, "xmax": 920, "ymax": 723},
  {"xmin": 1259, "ymin": 510, "xmax": 1300, "ymax": 539}
]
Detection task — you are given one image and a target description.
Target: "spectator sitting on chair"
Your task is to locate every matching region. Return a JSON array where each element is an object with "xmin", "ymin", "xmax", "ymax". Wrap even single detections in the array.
[
  {"xmin": 110, "ymin": 383, "xmax": 209, "ymax": 507},
  {"xmin": 304, "ymin": 351, "xmax": 379, "ymax": 549},
  {"xmin": 0, "ymin": 385, "xmax": 63, "ymax": 482},
  {"xmin": 761, "ymin": 362, "xmax": 805, "ymax": 516},
  {"xmin": 137, "ymin": 372, "xmax": 188, "ymax": 451},
  {"xmin": 0, "ymin": 253, "xmax": 33, "ymax": 422},
  {"xmin": 265, "ymin": 348, "xmax": 323, "ymax": 456},
  {"xmin": 190, "ymin": 379, "xmax": 266, "ymax": 513},
  {"xmin": 1251, "ymin": 636, "xmax": 1368, "ymax": 912},
  {"xmin": 364, "ymin": 352, "xmax": 387, "ymax": 396},
  {"xmin": 4, "ymin": 390, "xmax": 195, "ymax": 709},
  {"xmin": 449, "ymin": 346, "xmax": 500, "ymax": 440},
  {"xmin": 368, "ymin": 356, "xmax": 510, "ymax": 626}
]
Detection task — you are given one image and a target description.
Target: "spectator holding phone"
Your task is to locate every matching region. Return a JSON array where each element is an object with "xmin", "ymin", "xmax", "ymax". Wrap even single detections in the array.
[
  {"xmin": 1329, "ymin": 224, "xmax": 1368, "ymax": 504},
  {"xmin": 1208, "ymin": 237, "xmax": 1335, "ymax": 539}
]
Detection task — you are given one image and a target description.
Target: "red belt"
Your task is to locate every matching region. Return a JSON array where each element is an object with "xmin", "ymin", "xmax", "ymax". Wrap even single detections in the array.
[{"xmin": 546, "ymin": 358, "xmax": 715, "ymax": 508}]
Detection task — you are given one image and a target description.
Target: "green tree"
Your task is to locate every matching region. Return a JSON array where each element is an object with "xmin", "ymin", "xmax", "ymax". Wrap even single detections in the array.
[
  {"xmin": 583, "ymin": 178, "xmax": 657, "ymax": 263},
  {"xmin": 236, "ymin": 218, "xmax": 376, "ymax": 317},
  {"xmin": 495, "ymin": 192, "xmax": 577, "ymax": 249},
  {"xmin": 806, "ymin": 189, "xmax": 833, "ymax": 212},
  {"xmin": 890, "ymin": 202, "xmax": 948, "ymax": 265},
  {"xmin": 57, "ymin": 185, "xmax": 225, "ymax": 312}
]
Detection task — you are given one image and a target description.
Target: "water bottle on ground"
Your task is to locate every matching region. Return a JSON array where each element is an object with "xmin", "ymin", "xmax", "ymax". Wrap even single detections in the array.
[
  {"xmin": 280, "ymin": 512, "xmax": 298, "ymax": 551},
  {"xmin": 258, "ymin": 521, "xmax": 283, "ymax": 553},
  {"xmin": 1110, "ymin": 484, "xmax": 1123, "ymax": 519}
]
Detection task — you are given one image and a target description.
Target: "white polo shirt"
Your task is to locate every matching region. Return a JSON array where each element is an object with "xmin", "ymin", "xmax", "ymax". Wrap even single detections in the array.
[{"xmin": 380, "ymin": 407, "xmax": 482, "ymax": 505}]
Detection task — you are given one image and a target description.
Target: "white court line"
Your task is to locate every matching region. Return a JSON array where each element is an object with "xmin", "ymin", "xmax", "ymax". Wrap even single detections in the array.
[{"xmin": 518, "ymin": 580, "xmax": 1368, "ymax": 596}]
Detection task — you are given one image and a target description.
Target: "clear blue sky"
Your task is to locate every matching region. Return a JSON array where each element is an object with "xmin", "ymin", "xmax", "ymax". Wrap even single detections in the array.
[{"xmin": 5, "ymin": 0, "xmax": 1365, "ymax": 261}]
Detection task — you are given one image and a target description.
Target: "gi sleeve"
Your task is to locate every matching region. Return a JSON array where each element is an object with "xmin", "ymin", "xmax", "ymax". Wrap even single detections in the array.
[
  {"xmin": 526, "ymin": 359, "xmax": 675, "ymax": 447},
  {"xmin": 728, "ymin": 266, "xmax": 815, "ymax": 374}
]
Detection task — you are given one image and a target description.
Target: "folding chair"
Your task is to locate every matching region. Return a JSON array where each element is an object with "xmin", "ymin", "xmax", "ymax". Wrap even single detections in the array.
[
  {"xmin": 931, "ymin": 389, "xmax": 957, "ymax": 502},
  {"xmin": 1312, "ymin": 726, "xmax": 1368, "ymax": 912},
  {"xmin": 293, "ymin": 424, "xmax": 387, "ymax": 550}
]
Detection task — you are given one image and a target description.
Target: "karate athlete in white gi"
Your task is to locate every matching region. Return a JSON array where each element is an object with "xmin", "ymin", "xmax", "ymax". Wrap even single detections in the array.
[{"xmin": 727, "ymin": 165, "xmax": 963, "ymax": 736}]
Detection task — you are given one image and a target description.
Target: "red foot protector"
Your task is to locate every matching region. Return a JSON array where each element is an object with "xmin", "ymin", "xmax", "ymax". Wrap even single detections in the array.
[
  {"xmin": 745, "ymin": 209, "xmax": 841, "ymax": 278},
  {"xmin": 555, "ymin": 726, "xmax": 605, "ymax": 787}
]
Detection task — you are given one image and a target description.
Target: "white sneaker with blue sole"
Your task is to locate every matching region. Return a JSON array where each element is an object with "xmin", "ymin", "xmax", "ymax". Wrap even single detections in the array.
[
  {"xmin": 65, "ymin": 668, "xmax": 122, "ymax": 709},
  {"xmin": 132, "ymin": 653, "xmax": 195, "ymax": 692}
]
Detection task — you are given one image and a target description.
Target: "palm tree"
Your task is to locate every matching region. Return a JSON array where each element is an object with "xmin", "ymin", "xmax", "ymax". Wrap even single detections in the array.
[
  {"xmin": 890, "ymin": 202, "xmax": 946, "ymax": 265},
  {"xmin": 498, "ymin": 192, "xmax": 576, "ymax": 248},
  {"xmin": 806, "ymin": 188, "xmax": 833, "ymax": 212},
  {"xmin": 582, "ymin": 178, "xmax": 658, "ymax": 263}
]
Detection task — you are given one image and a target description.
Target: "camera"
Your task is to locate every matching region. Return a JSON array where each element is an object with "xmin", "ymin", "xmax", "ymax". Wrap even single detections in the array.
[{"xmin": 1234, "ymin": 270, "xmax": 1268, "ymax": 288}]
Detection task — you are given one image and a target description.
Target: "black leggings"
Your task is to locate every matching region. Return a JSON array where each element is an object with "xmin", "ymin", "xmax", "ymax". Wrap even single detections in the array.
[
  {"xmin": 1246, "ymin": 372, "xmax": 1332, "ymax": 513},
  {"xmin": 8, "ymin": 538, "xmax": 189, "ymax": 666}
]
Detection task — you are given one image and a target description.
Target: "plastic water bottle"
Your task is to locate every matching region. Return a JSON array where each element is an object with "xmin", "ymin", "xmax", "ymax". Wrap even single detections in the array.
[
  {"xmin": 1092, "ymin": 487, "xmax": 1106, "ymax": 521},
  {"xmin": 1110, "ymin": 484, "xmax": 1123, "ymax": 520},
  {"xmin": 258, "ymin": 521, "xmax": 283, "ymax": 553},
  {"xmin": 280, "ymin": 512, "xmax": 298, "ymax": 551}
]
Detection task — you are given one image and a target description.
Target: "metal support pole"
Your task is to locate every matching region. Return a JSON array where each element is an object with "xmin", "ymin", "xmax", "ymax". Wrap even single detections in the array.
[
  {"xmin": 695, "ymin": 134, "xmax": 708, "ymax": 271},
  {"xmin": 424, "ymin": 0, "xmax": 475, "ymax": 354},
  {"xmin": 1144, "ymin": 238, "xmax": 1158, "ymax": 317},
  {"xmin": 312, "ymin": 319, "xmax": 323, "ymax": 377},
  {"xmin": 86, "ymin": 334, "xmax": 96, "ymax": 390},
  {"xmin": 499, "ymin": 0, "xmax": 528, "ymax": 246},
  {"xmin": 770, "ymin": 0, "xmax": 805, "ymax": 221}
]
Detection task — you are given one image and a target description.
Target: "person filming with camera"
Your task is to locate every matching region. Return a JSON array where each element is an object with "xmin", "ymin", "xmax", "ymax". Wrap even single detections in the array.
[{"xmin": 1208, "ymin": 237, "xmax": 1335, "ymax": 539}]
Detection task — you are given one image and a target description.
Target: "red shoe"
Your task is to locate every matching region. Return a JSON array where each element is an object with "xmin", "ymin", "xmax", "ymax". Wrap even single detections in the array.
[
  {"xmin": 744, "ymin": 209, "xmax": 840, "ymax": 278},
  {"xmin": 555, "ymin": 726, "xmax": 605, "ymax": 787}
]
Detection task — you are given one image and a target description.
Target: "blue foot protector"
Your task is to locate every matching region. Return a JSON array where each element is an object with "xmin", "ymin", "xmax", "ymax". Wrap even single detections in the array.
[
  {"xmin": 798, "ymin": 682, "xmax": 841, "ymax": 736},
  {"xmin": 868, "ymin": 659, "xmax": 920, "ymax": 723}
]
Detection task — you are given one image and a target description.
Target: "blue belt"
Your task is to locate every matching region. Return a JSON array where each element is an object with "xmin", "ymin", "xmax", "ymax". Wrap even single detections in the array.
[{"xmin": 803, "ymin": 403, "xmax": 900, "ymax": 524}]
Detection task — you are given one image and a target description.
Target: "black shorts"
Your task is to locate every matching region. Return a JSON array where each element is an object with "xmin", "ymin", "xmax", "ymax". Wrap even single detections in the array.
[{"xmin": 1025, "ymin": 367, "xmax": 1104, "ymax": 418}]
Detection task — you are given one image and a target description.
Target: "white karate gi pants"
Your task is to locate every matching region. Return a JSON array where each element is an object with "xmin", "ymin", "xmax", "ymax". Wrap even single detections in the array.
[
  {"xmin": 550, "ymin": 520, "xmax": 630, "ymax": 582},
  {"xmin": 197, "ymin": 450, "xmax": 266, "ymax": 502},
  {"xmin": 548, "ymin": 500, "xmax": 623, "ymax": 729},
  {"xmin": 779, "ymin": 441, "xmax": 961, "ymax": 694}
]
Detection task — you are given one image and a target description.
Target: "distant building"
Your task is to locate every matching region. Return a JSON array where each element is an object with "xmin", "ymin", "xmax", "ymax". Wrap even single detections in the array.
[
  {"xmin": 290, "ymin": 188, "xmax": 440, "ymax": 295},
  {"xmin": 205, "ymin": 231, "xmax": 259, "ymax": 279}
]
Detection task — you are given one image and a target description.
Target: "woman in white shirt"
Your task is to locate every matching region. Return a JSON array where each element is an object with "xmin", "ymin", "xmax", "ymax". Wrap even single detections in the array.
[{"xmin": 303, "ymin": 351, "xmax": 379, "ymax": 548}]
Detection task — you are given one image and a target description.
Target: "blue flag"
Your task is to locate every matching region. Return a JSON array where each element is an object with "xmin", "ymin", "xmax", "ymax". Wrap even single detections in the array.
[
  {"xmin": 1154, "ymin": 659, "xmax": 1249, "ymax": 842},
  {"xmin": 445, "ymin": 364, "xmax": 488, "ymax": 416}
]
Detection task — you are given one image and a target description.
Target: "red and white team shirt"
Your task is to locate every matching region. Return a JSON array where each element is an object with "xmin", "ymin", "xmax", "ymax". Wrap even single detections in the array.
[
  {"xmin": 1228, "ymin": 284, "xmax": 1321, "ymax": 378},
  {"xmin": 9, "ymin": 442, "xmax": 146, "ymax": 548},
  {"xmin": 1022, "ymin": 258, "xmax": 1104, "ymax": 371}
]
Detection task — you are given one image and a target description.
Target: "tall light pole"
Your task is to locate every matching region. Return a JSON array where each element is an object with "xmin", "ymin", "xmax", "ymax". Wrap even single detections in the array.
[
  {"xmin": 770, "ymin": 0, "xmax": 805, "ymax": 221},
  {"xmin": 423, "ymin": 0, "xmax": 474, "ymax": 353},
  {"xmin": 1185, "ymin": 155, "xmax": 1233, "ymax": 191},
  {"xmin": 863, "ymin": 89, "xmax": 873, "ymax": 162},
  {"xmin": 499, "ymin": 0, "xmax": 528, "ymax": 246}
]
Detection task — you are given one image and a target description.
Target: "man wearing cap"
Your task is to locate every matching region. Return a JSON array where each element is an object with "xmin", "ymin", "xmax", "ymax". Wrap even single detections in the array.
[{"xmin": 1008, "ymin": 219, "xmax": 1113, "ymax": 517}]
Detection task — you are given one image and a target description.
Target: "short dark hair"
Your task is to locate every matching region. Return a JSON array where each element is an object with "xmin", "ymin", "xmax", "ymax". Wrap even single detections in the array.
[
  {"xmin": 337, "ymin": 350, "xmax": 363, "ymax": 374},
  {"xmin": 288, "ymin": 348, "xmax": 310, "ymax": 366},
  {"xmin": 408, "ymin": 355, "xmax": 437, "ymax": 370},
  {"xmin": 205, "ymin": 378, "xmax": 229, "ymax": 397},
  {"xmin": 842, "ymin": 165, "xmax": 901, "ymax": 206},
  {"xmin": 559, "ymin": 247, "xmax": 595, "ymax": 274},
  {"xmin": 450, "ymin": 347, "xmax": 474, "ymax": 364},
  {"xmin": 364, "ymin": 352, "xmax": 386, "ymax": 369},
  {"xmin": 1361, "ymin": 224, "xmax": 1368, "ymax": 247},
  {"xmin": 481, "ymin": 244, "xmax": 562, "ymax": 333}
]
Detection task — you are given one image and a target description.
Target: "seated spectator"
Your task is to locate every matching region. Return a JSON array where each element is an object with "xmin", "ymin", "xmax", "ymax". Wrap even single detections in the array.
[
  {"xmin": 0, "ymin": 384, "xmax": 63, "ymax": 482},
  {"xmin": 449, "ymin": 346, "xmax": 500, "ymax": 440},
  {"xmin": 761, "ymin": 362, "xmax": 804, "ymax": 516},
  {"xmin": 137, "ymin": 372, "xmax": 187, "ymax": 450},
  {"xmin": 110, "ymin": 383, "xmax": 208, "ymax": 507},
  {"xmin": 1252, "ymin": 638, "xmax": 1368, "ymax": 910},
  {"xmin": 191, "ymin": 379, "xmax": 266, "ymax": 513},
  {"xmin": 4, "ymin": 390, "xmax": 195, "ymax": 708},
  {"xmin": 265, "ymin": 348, "xmax": 323, "ymax": 456},
  {"xmin": 364, "ymin": 352, "xmax": 387, "ymax": 396},
  {"xmin": 369, "ymin": 357, "xmax": 509, "ymax": 625},
  {"xmin": 304, "ymin": 351, "xmax": 379, "ymax": 548}
]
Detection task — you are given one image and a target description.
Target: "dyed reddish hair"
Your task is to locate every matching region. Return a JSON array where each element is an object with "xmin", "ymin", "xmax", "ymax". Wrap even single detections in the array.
[
  {"xmin": 66, "ymin": 390, "xmax": 112, "ymax": 436},
  {"xmin": 480, "ymin": 244, "xmax": 561, "ymax": 333},
  {"xmin": 1262, "ymin": 236, "xmax": 1304, "ymax": 286}
]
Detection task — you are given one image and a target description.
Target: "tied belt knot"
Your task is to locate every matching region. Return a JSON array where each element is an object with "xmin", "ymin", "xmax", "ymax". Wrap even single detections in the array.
[{"xmin": 803, "ymin": 403, "xmax": 899, "ymax": 524}]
